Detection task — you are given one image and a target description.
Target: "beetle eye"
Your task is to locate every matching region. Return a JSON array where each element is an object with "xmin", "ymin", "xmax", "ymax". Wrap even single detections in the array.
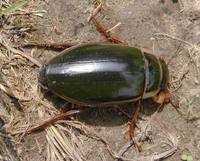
[{"xmin": 38, "ymin": 65, "xmax": 48, "ymax": 88}]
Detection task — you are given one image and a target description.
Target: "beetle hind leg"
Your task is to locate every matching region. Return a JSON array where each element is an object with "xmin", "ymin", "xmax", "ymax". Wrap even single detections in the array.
[
  {"xmin": 129, "ymin": 100, "xmax": 142, "ymax": 152},
  {"xmin": 26, "ymin": 109, "xmax": 85, "ymax": 134}
]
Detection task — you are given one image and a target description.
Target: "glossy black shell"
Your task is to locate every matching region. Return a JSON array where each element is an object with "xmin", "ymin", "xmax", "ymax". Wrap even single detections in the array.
[{"xmin": 39, "ymin": 44, "xmax": 169, "ymax": 106}]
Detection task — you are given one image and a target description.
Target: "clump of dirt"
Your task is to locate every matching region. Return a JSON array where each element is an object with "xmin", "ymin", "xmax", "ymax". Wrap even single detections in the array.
[{"xmin": 0, "ymin": 0, "xmax": 200, "ymax": 161}]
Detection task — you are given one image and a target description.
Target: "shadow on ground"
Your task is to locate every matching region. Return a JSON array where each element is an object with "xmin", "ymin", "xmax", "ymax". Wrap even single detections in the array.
[{"xmin": 43, "ymin": 90, "xmax": 158, "ymax": 127}]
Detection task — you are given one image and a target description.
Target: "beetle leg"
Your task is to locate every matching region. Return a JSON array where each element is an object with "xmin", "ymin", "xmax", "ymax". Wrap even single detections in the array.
[
  {"xmin": 92, "ymin": 17, "xmax": 127, "ymax": 45},
  {"xmin": 129, "ymin": 100, "xmax": 142, "ymax": 152},
  {"xmin": 26, "ymin": 109, "xmax": 85, "ymax": 135},
  {"xmin": 21, "ymin": 42, "xmax": 79, "ymax": 51}
]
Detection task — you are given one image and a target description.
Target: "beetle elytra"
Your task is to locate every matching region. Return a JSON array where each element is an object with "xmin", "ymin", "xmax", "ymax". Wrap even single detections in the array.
[{"xmin": 39, "ymin": 43, "xmax": 169, "ymax": 106}]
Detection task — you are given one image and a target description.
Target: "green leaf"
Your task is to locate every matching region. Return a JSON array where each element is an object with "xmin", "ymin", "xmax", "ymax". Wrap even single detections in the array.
[
  {"xmin": 0, "ymin": 0, "xmax": 27, "ymax": 17},
  {"xmin": 187, "ymin": 155, "xmax": 193, "ymax": 161},
  {"xmin": 181, "ymin": 154, "xmax": 188, "ymax": 160}
]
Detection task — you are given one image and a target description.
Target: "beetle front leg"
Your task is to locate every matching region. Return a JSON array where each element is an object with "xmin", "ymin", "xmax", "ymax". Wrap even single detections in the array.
[
  {"xmin": 153, "ymin": 91, "xmax": 180, "ymax": 111},
  {"xmin": 153, "ymin": 91, "xmax": 170, "ymax": 105}
]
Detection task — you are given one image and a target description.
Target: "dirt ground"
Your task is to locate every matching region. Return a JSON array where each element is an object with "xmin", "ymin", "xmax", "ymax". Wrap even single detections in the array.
[{"xmin": 0, "ymin": 0, "xmax": 200, "ymax": 161}]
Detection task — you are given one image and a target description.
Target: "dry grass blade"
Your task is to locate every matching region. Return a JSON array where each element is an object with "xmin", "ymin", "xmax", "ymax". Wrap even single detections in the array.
[
  {"xmin": 56, "ymin": 124, "xmax": 85, "ymax": 158},
  {"xmin": 154, "ymin": 33, "xmax": 194, "ymax": 47},
  {"xmin": 0, "ymin": 0, "xmax": 28, "ymax": 17},
  {"xmin": 106, "ymin": 22, "xmax": 122, "ymax": 33},
  {"xmin": 0, "ymin": 131, "xmax": 20, "ymax": 161},
  {"xmin": 46, "ymin": 134, "xmax": 65, "ymax": 161},
  {"xmin": 13, "ymin": 9, "xmax": 47, "ymax": 17},
  {"xmin": 0, "ymin": 83, "xmax": 16, "ymax": 98},
  {"xmin": 0, "ymin": 34, "xmax": 41, "ymax": 67},
  {"xmin": 12, "ymin": 106, "xmax": 87, "ymax": 160},
  {"xmin": 46, "ymin": 125, "xmax": 85, "ymax": 161},
  {"xmin": 87, "ymin": 3, "xmax": 102, "ymax": 22},
  {"xmin": 46, "ymin": 144, "xmax": 51, "ymax": 161},
  {"xmin": 178, "ymin": 96, "xmax": 200, "ymax": 121},
  {"xmin": 0, "ymin": 101, "xmax": 10, "ymax": 120}
]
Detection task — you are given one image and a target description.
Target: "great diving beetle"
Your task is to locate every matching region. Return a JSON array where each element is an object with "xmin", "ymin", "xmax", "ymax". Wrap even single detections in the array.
[{"xmin": 39, "ymin": 43, "xmax": 169, "ymax": 106}]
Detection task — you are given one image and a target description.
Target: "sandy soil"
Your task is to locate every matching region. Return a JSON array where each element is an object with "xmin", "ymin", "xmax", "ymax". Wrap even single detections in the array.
[{"xmin": 0, "ymin": 0, "xmax": 200, "ymax": 161}]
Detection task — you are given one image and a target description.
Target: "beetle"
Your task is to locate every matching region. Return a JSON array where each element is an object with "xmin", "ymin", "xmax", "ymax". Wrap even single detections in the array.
[
  {"xmin": 27, "ymin": 17, "xmax": 174, "ymax": 153},
  {"xmin": 39, "ymin": 43, "xmax": 170, "ymax": 106}
]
